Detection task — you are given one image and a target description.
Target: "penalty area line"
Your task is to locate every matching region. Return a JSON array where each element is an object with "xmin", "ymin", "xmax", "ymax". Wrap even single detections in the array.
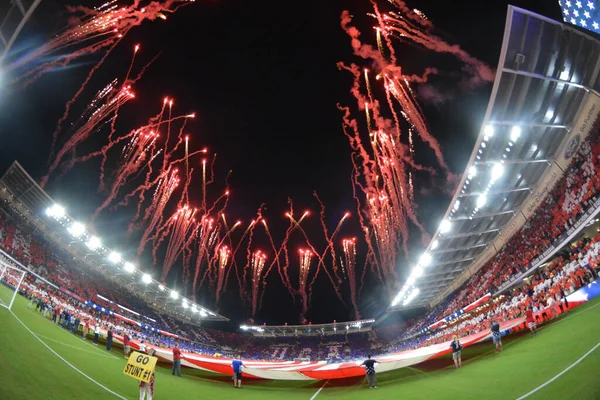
[
  {"xmin": 516, "ymin": 341, "xmax": 600, "ymax": 400},
  {"xmin": 309, "ymin": 380, "xmax": 328, "ymax": 400},
  {"xmin": 9, "ymin": 310, "xmax": 128, "ymax": 400}
]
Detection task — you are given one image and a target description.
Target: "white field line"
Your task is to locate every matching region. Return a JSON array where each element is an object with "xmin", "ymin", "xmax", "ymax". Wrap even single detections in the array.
[
  {"xmin": 32, "ymin": 333, "xmax": 119, "ymax": 359},
  {"xmin": 10, "ymin": 310, "xmax": 129, "ymax": 400},
  {"xmin": 516, "ymin": 341, "xmax": 600, "ymax": 399},
  {"xmin": 309, "ymin": 380, "xmax": 328, "ymax": 400}
]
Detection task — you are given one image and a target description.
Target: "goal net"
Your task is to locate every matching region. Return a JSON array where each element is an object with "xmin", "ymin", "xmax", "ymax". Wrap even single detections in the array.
[{"xmin": 0, "ymin": 262, "xmax": 27, "ymax": 311}]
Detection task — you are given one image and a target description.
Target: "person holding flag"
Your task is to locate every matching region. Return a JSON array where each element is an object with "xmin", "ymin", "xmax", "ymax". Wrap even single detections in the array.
[{"xmin": 232, "ymin": 355, "xmax": 245, "ymax": 389}]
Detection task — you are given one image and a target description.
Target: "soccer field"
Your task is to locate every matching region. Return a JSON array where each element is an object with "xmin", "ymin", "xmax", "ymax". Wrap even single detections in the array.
[{"xmin": 1, "ymin": 295, "xmax": 599, "ymax": 400}]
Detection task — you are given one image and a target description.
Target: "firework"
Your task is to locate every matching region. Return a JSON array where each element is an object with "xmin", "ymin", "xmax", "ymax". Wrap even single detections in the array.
[
  {"xmin": 341, "ymin": 238, "xmax": 360, "ymax": 319},
  {"xmin": 337, "ymin": 1, "xmax": 491, "ymax": 289},
  {"xmin": 250, "ymin": 250, "xmax": 267, "ymax": 316},
  {"xmin": 8, "ymin": 0, "xmax": 194, "ymax": 87},
  {"xmin": 298, "ymin": 248, "xmax": 312, "ymax": 316},
  {"xmin": 215, "ymin": 245, "xmax": 231, "ymax": 305}
]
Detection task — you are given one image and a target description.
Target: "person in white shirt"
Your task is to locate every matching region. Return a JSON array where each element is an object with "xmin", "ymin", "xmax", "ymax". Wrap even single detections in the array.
[{"xmin": 547, "ymin": 296, "xmax": 558, "ymax": 319}]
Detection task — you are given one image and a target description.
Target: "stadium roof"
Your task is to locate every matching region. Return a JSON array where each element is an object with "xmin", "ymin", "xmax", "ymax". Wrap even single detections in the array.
[
  {"xmin": 0, "ymin": 0, "xmax": 41, "ymax": 64},
  {"xmin": 240, "ymin": 319, "xmax": 375, "ymax": 337},
  {"xmin": 389, "ymin": 6, "xmax": 600, "ymax": 311},
  {"xmin": 0, "ymin": 161, "xmax": 229, "ymax": 322}
]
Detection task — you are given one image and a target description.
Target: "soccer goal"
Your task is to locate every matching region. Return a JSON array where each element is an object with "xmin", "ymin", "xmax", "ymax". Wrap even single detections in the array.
[{"xmin": 0, "ymin": 262, "xmax": 27, "ymax": 311}]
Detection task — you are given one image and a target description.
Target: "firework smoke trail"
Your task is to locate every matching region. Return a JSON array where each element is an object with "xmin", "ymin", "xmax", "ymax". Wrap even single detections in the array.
[
  {"xmin": 313, "ymin": 192, "xmax": 350, "ymax": 283},
  {"xmin": 341, "ymin": 238, "xmax": 360, "ymax": 319},
  {"xmin": 277, "ymin": 207, "xmax": 310, "ymax": 300},
  {"xmin": 231, "ymin": 219, "xmax": 257, "ymax": 297},
  {"xmin": 240, "ymin": 207, "xmax": 263, "ymax": 299},
  {"xmin": 136, "ymin": 168, "xmax": 180, "ymax": 255},
  {"xmin": 287, "ymin": 214, "xmax": 346, "ymax": 305},
  {"xmin": 153, "ymin": 205, "xmax": 197, "ymax": 282},
  {"xmin": 298, "ymin": 249, "xmax": 313, "ymax": 316},
  {"xmin": 8, "ymin": 0, "xmax": 194, "ymax": 87},
  {"xmin": 337, "ymin": 1, "xmax": 491, "ymax": 287},
  {"xmin": 40, "ymin": 82, "xmax": 135, "ymax": 187},
  {"xmin": 215, "ymin": 245, "xmax": 231, "ymax": 305},
  {"xmin": 250, "ymin": 250, "xmax": 267, "ymax": 316},
  {"xmin": 89, "ymin": 126, "xmax": 160, "ymax": 223}
]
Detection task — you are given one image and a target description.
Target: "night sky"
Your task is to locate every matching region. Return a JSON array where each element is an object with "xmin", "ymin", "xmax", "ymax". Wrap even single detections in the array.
[{"xmin": 0, "ymin": 0, "xmax": 562, "ymax": 328}]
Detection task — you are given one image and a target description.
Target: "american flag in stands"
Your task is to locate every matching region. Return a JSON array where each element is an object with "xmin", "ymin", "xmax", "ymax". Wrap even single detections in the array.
[{"xmin": 559, "ymin": 0, "xmax": 600, "ymax": 32}]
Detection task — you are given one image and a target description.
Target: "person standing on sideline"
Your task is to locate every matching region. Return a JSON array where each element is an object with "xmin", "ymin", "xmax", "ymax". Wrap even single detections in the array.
[
  {"xmin": 490, "ymin": 319, "xmax": 503, "ymax": 353},
  {"xmin": 93, "ymin": 324, "xmax": 100, "ymax": 345},
  {"xmin": 172, "ymin": 343, "xmax": 182, "ymax": 377},
  {"xmin": 139, "ymin": 348, "xmax": 156, "ymax": 400},
  {"xmin": 525, "ymin": 306, "xmax": 537, "ymax": 336},
  {"xmin": 106, "ymin": 328, "xmax": 113, "ymax": 351},
  {"xmin": 123, "ymin": 333, "xmax": 131, "ymax": 358},
  {"xmin": 231, "ymin": 356, "xmax": 245, "ymax": 389},
  {"xmin": 361, "ymin": 354, "xmax": 378, "ymax": 388},
  {"xmin": 450, "ymin": 335, "xmax": 463, "ymax": 368}
]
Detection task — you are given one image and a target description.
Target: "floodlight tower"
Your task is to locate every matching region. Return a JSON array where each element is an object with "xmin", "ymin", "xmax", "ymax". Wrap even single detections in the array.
[{"xmin": 0, "ymin": 0, "xmax": 42, "ymax": 65}]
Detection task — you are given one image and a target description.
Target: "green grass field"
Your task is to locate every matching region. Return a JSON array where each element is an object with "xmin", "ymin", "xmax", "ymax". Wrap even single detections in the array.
[{"xmin": 1, "ymin": 294, "xmax": 599, "ymax": 400}]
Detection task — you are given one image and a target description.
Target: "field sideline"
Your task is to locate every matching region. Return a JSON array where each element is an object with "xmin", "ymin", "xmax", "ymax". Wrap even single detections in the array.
[{"xmin": 1, "ymin": 294, "xmax": 599, "ymax": 400}]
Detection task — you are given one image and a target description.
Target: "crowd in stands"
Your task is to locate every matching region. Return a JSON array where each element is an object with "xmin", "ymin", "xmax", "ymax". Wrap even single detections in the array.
[
  {"xmin": 1, "ymin": 125, "xmax": 600, "ymax": 362},
  {"xmin": 380, "ymin": 129, "xmax": 600, "ymax": 348}
]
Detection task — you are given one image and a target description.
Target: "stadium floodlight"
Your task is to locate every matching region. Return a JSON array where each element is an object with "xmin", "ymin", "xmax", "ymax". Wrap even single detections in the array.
[
  {"xmin": 484, "ymin": 125, "xmax": 494, "ymax": 138},
  {"xmin": 419, "ymin": 253, "xmax": 432, "ymax": 267},
  {"xmin": 142, "ymin": 274, "xmax": 152, "ymax": 284},
  {"xmin": 491, "ymin": 163, "xmax": 504, "ymax": 182},
  {"xmin": 468, "ymin": 166, "xmax": 477, "ymax": 177},
  {"xmin": 412, "ymin": 266, "xmax": 424, "ymax": 278},
  {"xmin": 182, "ymin": 299, "xmax": 189, "ymax": 308},
  {"xmin": 439, "ymin": 219, "xmax": 451, "ymax": 234},
  {"xmin": 124, "ymin": 262, "xmax": 135, "ymax": 273},
  {"xmin": 510, "ymin": 126, "xmax": 521, "ymax": 142},
  {"xmin": 431, "ymin": 240, "xmax": 439, "ymax": 250},
  {"xmin": 158, "ymin": 284, "xmax": 165, "ymax": 291},
  {"xmin": 453, "ymin": 200, "xmax": 460, "ymax": 211},
  {"xmin": 406, "ymin": 276, "xmax": 415, "ymax": 286},
  {"xmin": 108, "ymin": 252, "xmax": 121, "ymax": 263},
  {"xmin": 46, "ymin": 204, "xmax": 65, "ymax": 219},
  {"xmin": 240, "ymin": 325, "xmax": 249, "ymax": 330},
  {"xmin": 86, "ymin": 236, "xmax": 102, "ymax": 251},
  {"xmin": 476, "ymin": 194, "xmax": 487, "ymax": 209},
  {"xmin": 68, "ymin": 222, "xmax": 85, "ymax": 238},
  {"xmin": 200, "ymin": 310, "xmax": 208, "ymax": 317},
  {"xmin": 170, "ymin": 291, "xmax": 179, "ymax": 300}
]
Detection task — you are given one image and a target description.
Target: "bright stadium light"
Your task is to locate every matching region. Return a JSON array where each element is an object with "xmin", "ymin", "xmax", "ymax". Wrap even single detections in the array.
[
  {"xmin": 158, "ymin": 284, "xmax": 165, "ymax": 291},
  {"xmin": 453, "ymin": 200, "xmax": 460, "ymax": 211},
  {"xmin": 182, "ymin": 299, "xmax": 189, "ymax": 308},
  {"xmin": 124, "ymin": 262, "xmax": 135, "ymax": 273},
  {"xmin": 200, "ymin": 310, "xmax": 208, "ymax": 317},
  {"xmin": 484, "ymin": 125, "xmax": 494, "ymax": 138},
  {"xmin": 170, "ymin": 291, "xmax": 179, "ymax": 300},
  {"xmin": 68, "ymin": 222, "xmax": 85, "ymax": 238},
  {"xmin": 476, "ymin": 194, "xmax": 487, "ymax": 209},
  {"xmin": 108, "ymin": 252, "xmax": 121, "ymax": 263},
  {"xmin": 468, "ymin": 166, "xmax": 477, "ymax": 177},
  {"xmin": 46, "ymin": 204, "xmax": 65, "ymax": 218},
  {"xmin": 439, "ymin": 219, "xmax": 451, "ymax": 234},
  {"xmin": 491, "ymin": 163, "xmax": 504, "ymax": 182},
  {"xmin": 431, "ymin": 239, "xmax": 439, "ymax": 250},
  {"xmin": 86, "ymin": 236, "xmax": 102, "ymax": 251},
  {"xmin": 406, "ymin": 276, "xmax": 415, "ymax": 286},
  {"xmin": 419, "ymin": 253, "xmax": 432, "ymax": 267},
  {"xmin": 412, "ymin": 266, "xmax": 424, "ymax": 278},
  {"xmin": 142, "ymin": 274, "xmax": 152, "ymax": 284},
  {"xmin": 510, "ymin": 126, "xmax": 521, "ymax": 142}
]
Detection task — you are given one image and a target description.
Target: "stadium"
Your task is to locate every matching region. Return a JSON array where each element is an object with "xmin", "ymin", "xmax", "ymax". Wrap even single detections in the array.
[{"xmin": 1, "ymin": 1, "xmax": 600, "ymax": 399}]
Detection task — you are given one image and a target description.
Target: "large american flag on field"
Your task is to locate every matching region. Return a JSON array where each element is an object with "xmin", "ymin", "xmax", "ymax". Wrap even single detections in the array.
[{"xmin": 559, "ymin": 0, "xmax": 600, "ymax": 33}]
